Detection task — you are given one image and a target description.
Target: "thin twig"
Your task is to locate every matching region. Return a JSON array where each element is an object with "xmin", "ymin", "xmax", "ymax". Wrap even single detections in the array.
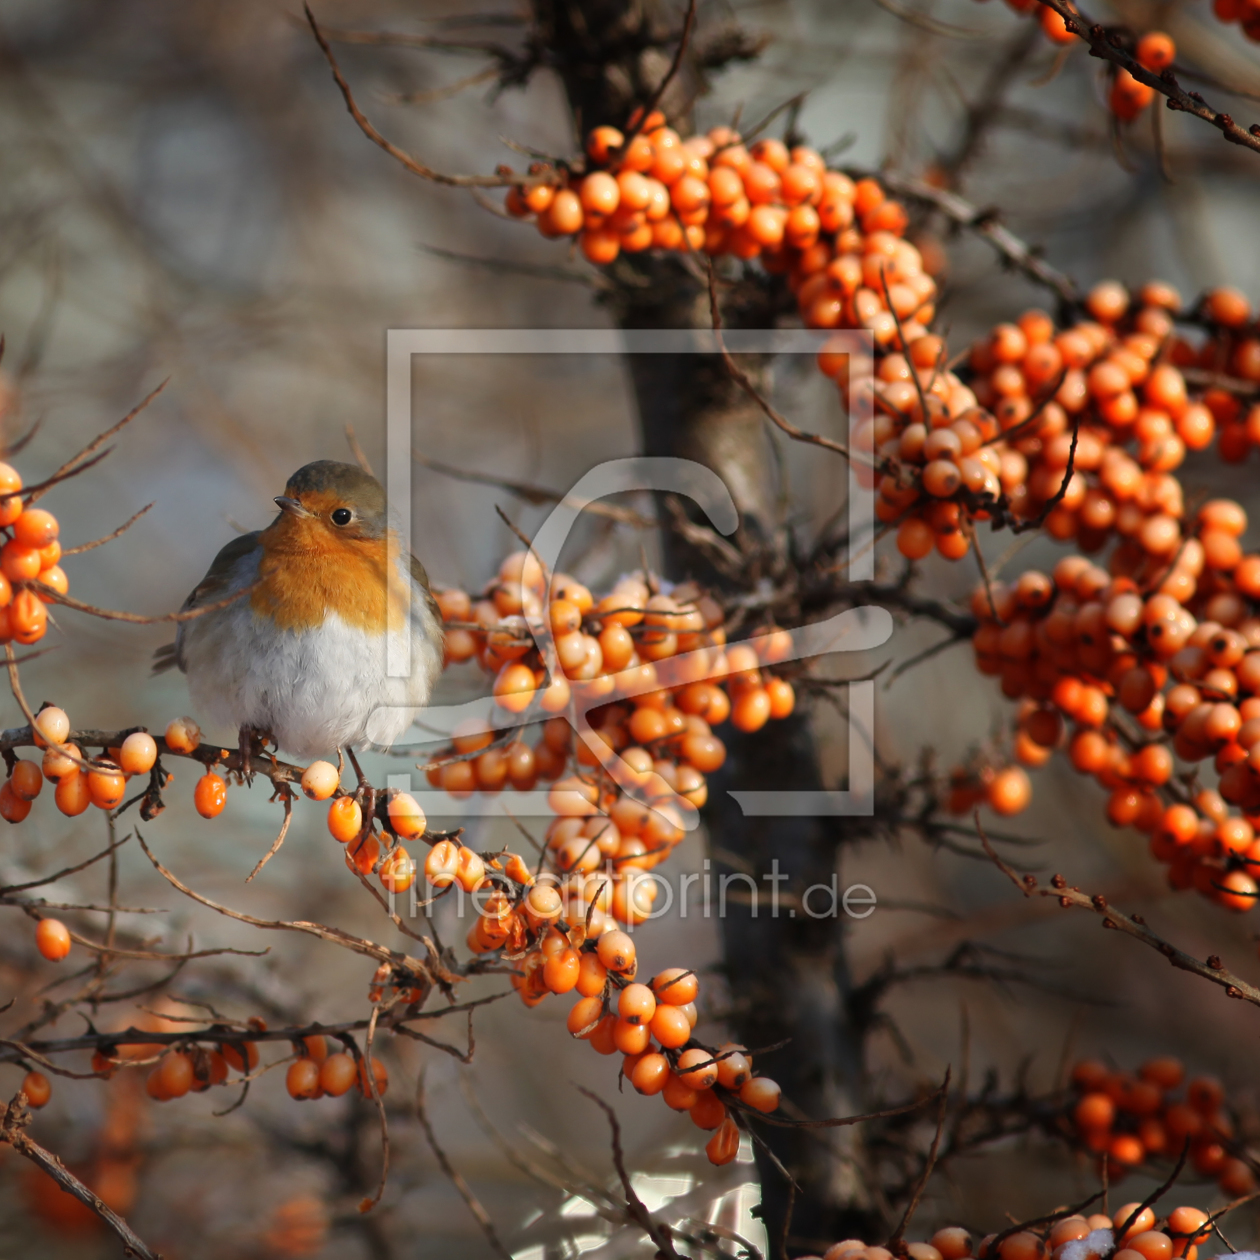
[{"xmin": 61, "ymin": 503, "xmax": 154, "ymax": 555}]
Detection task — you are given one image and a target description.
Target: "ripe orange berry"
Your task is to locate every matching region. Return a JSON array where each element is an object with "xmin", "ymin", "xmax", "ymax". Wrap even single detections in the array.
[
  {"xmin": 1, "ymin": 540, "xmax": 41, "ymax": 582},
  {"xmin": 424, "ymin": 839, "xmax": 460, "ymax": 887},
  {"xmin": 705, "ymin": 1116, "xmax": 741, "ymax": 1165},
  {"xmin": 649, "ymin": 1003, "xmax": 691, "ymax": 1049},
  {"xmin": 675, "ymin": 1046, "xmax": 719, "ymax": 1090},
  {"xmin": 543, "ymin": 948, "xmax": 581, "ymax": 994},
  {"xmin": 193, "ymin": 772, "xmax": 227, "ymax": 819},
  {"xmin": 9, "ymin": 758, "xmax": 41, "ymax": 801},
  {"xmin": 358, "ymin": 1056, "xmax": 389, "ymax": 1098},
  {"xmin": 319, "ymin": 1052, "xmax": 358, "ymax": 1097},
  {"xmin": 157, "ymin": 1051, "xmax": 194, "ymax": 1098},
  {"xmin": 21, "ymin": 1070, "xmax": 51, "ymax": 1108},
  {"xmin": 739, "ymin": 1076, "xmax": 781, "ymax": 1112},
  {"xmin": 454, "ymin": 846, "xmax": 486, "ymax": 893},
  {"xmin": 287, "ymin": 1058, "xmax": 321, "ymax": 1100},
  {"xmin": 716, "ymin": 1044, "xmax": 752, "ymax": 1089},
  {"xmin": 35, "ymin": 917, "xmax": 71, "ymax": 961},
  {"xmin": 731, "ymin": 687, "xmax": 771, "ymax": 733},
  {"xmin": 88, "ymin": 762, "xmax": 126, "ymax": 810},
  {"xmin": 662, "ymin": 1072, "xmax": 699, "ymax": 1111},
  {"xmin": 1136, "ymin": 31, "xmax": 1176, "ymax": 70},
  {"xmin": 617, "ymin": 982, "xmax": 656, "ymax": 1025},
  {"xmin": 765, "ymin": 677, "xmax": 795, "ymax": 719},
  {"xmin": 651, "ymin": 968, "xmax": 698, "ymax": 1005},
  {"xmin": 576, "ymin": 951, "xmax": 608, "ymax": 997},
  {"xmin": 987, "ymin": 766, "xmax": 1031, "ymax": 816},
  {"xmin": 378, "ymin": 847, "xmax": 416, "ymax": 894},
  {"xmin": 41, "ymin": 741, "xmax": 79, "ymax": 781},
  {"xmin": 0, "ymin": 781, "xmax": 30, "ymax": 823},
  {"xmin": 301, "ymin": 760, "xmax": 339, "ymax": 800},
  {"xmin": 118, "ymin": 732, "xmax": 158, "ymax": 776},
  {"xmin": 327, "ymin": 796, "xmax": 362, "ymax": 842},
  {"xmin": 164, "ymin": 716, "xmax": 201, "ymax": 754},
  {"xmin": 494, "ymin": 662, "xmax": 537, "ymax": 713},
  {"xmin": 567, "ymin": 995, "xmax": 604, "ymax": 1038},
  {"xmin": 596, "ymin": 929, "xmax": 636, "ymax": 973},
  {"xmin": 54, "ymin": 769, "xmax": 91, "ymax": 816},
  {"xmin": 13, "ymin": 509, "xmax": 58, "ymax": 549},
  {"xmin": 10, "ymin": 589, "xmax": 46, "ymax": 644},
  {"xmin": 630, "ymin": 1051, "xmax": 670, "ymax": 1095},
  {"xmin": 386, "ymin": 791, "xmax": 426, "ymax": 839}
]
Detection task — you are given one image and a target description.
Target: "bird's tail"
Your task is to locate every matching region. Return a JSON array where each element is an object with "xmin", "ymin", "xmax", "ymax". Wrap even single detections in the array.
[{"xmin": 152, "ymin": 643, "xmax": 180, "ymax": 675}]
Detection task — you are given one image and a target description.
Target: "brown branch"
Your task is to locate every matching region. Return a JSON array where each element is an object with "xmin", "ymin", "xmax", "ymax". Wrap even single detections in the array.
[
  {"xmin": 706, "ymin": 261, "xmax": 857, "ymax": 463},
  {"xmin": 28, "ymin": 380, "xmax": 168, "ymax": 505},
  {"xmin": 622, "ymin": 0, "xmax": 697, "ymax": 142},
  {"xmin": 578, "ymin": 1087, "xmax": 681, "ymax": 1258},
  {"xmin": 344, "ymin": 423, "xmax": 375, "ymax": 476},
  {"xmin": 359, "ymin": 1001, "xmax": 391, "ymax": 1213},
  {"xmin": 874, "ymin": 170, "xmax": 1080, "ymax": 306},
  {"xmin": 413, "ymin": 449, "xmax": 653, "ymax": 525},
  {"xmin": 728, "ymin": 1083, "xmax": 945, "ymax": 1130},
  {"xmin": 135, "ymin": 830, "xmax": 422, "ymax": 970},
  {"xmin": 23, "ymin": 576, "xmax": 259, "ymax": 624},
  {"xmin": 1, "ymin": 1092, "xmax": 163, "ymax": 1259},
  {"xmin": 416, "ymin": 1070, "xmax": 513, "ymax": 1259},
  {"xmin": 304, "ymin": 5, "xmax": 551, "ymax": 189},
  {"xmin": 1035, "ymin": 0, "xmax": 1260, "ymax": 157},
  {"xmin": 245, "ymin": 792, "xmax": 293, "ymax": 883},
  {"xmin": 974, "ymin": 816, "xmax": 1260, "ymax": 1007},
  {"xmin": 887, "ymin": 1067, "xmax": 951, "ymax": 1252},
  {"xmin": 62, "ymin": 503, "xmax": 154, "ymax": 555}
]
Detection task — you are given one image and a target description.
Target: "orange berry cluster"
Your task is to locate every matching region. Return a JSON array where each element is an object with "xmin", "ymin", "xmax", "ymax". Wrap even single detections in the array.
[
  {"xmin": 1212, "ymin": 0, "xmax": 1260, "ymax": 42},
  {"xmin": 879, "ymin": 281, "xmax": 1232, "ymax": 566},
  {"xmin": 518, "ymin": 926, "xmax": 778, "ymax": 1165},
  {"xmin": 804, "ymin": 1206, "xmax": 1213, "ymax": 1260},
  {"xmin": 0, "ymin": 707, "xmax": 158, "ymax": 824},
  {"xmin": 0, "ymin": 462, "xmax": 66, "ymax": 647},
  {"xmin": 971, "ymin": 507, "xmax": 1260, "ymax": 910},
  {"xmin": 1068, "ymin": 1057, "xmax": 1255, "ymax": 1195}
]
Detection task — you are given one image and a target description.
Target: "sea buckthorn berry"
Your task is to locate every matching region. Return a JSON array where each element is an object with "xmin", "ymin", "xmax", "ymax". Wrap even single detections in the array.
[
  {"xmin": 10, "ymin": 589, "xmax": 46, "ymax": 643},
  {"xmin": 358, "ymin": 1056, "xmax": 389, "ymax": 1098},
  {"xmin": 567, "ymin": 995, "xmax": 604, "ymax": 1038},
  {"xmin": 650, "ymin": 1003, "xmax": 692, "ymax": 1049},
  {"xmin": 576, "ymin": 951, "xmax": 608, "ymax": 997},
  {"xmin": 301, "ymin": 760, "xmax": 339, "ymax": 800},
  {"xmin": 386, "ymin": 792, "xmax": 426, "ymax": 839},
  {"xmin": 543, "ymin": 947, "xmax": 580, "ymax": 994},
  {"xmin": 998, "ymin": 1232, "xmax": 1041, "ymax": 1260},
  {"xmin": 35, "ymin": 917, "xmax": 71, "ymax": 961},
  {"xmin": 630, "ymin": 1051, "xmax": 670, "ymax": 1095},
  {"xmin": 690, "ymin": 1087, "xmax": 727, "ymax": 1130},
  {"xmin": 662, "ymin": 1072, "xmax": 699, "ymax": 1111},
  {"xmin": 9, "ymin": 758, "xmax": 41, "ymax": 801},
  {"xmin": 1, "ymin": 541, "xmax": 41, "ymax": 582},
  {"xmin": 118, "ymin": 732, "xmax": 157, "ymax": 776},
  {"xmin": 739, "ymin": 1076, "xmax": 781, "ymax": 1112},
  {"xmin": 932, "ymin": 1229, "xmax": 974, "ymax": 1260},
  {"xmin": 42, "ymin": 741, "xmax": 79, "ymax": 781},
  {"xmin": 618, "ymin": 982, "xmax": 656, "ymax": 1025},
  {"xmin": 675, "ymin": 1047, "xmax": 719, "ymax": 1090},
  {"xmin": 21, "ymin": 1070, "xmax": 51, "ymax": 1108},
  {"xmin": 327, "ymin": 796, "xmax": 362, "ymax": 842},
  {"xmin": 596, "ymin": 929, "xmax": 636, "ymax": 973},
  {"xmin": 454, "ymin": 846, "xmax": 486, "ymax": 893},
  {"xmin": 319, "ymin": 1052, "xmax": 357, "ymax": 1097},
  {"xmin": 524, "ymin": 882, "xmax": 562, "ymax": 924},
  {"xmin": 651, "ymin": 967, "xmax": 698, "ymax": 1005},
  {"xmin": 1115, "ymin": 1205, "xmax": 1156, "ymax": 1240},
  {"xmin": 378, "ymin": 847, "xmax": 415, "ymax": 893},
  {"xmin": 88, "ymin": 762, "xmax": 127, "ymax": 811},
  {"xmin": 700, "ymin": 1121, "xmax": 744, "ymax": 1173},
  {"xmin": 986, "ymin": 766, "xmax": 1031, "ymax": 816},
  {"xmin": 13, "ymin": 509, "xmax": 58, "ymax": 549},
  {"xmin": 425, "ymin": 839, "xmax": 460, "ymax": 887},
  {"xmin": 158, "ymin": 1051, "xmax": 194, "ymax": 1098},
  {"xmin": 32, "ymin": 706, "xmax": 69, "ymax": 748},
  {"xmin": 287, "ymin": 1058, "xmax": 321, "ymax": 1100},
  {"xmin": 716, "ymin": 1044, "xmax": 752, "ymax": 1089},
  {"xmin": 54, "ymin": 769, "xmax": 91, "ymax": 816},
  {"xmin": 164, "ymin": 716, "xmax": 201, "ymax": 754}
]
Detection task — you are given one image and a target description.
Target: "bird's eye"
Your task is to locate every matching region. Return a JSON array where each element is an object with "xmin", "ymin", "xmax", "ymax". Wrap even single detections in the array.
[{"xmin": 331, "ymin": 508, "xmax": 353, "ymax": 526}]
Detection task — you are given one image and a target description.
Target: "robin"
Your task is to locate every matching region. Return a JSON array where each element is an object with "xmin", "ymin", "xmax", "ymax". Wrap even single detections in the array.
[{"xmin": 155, "ymin": 460, "xmax": 444, "ymax": 770}]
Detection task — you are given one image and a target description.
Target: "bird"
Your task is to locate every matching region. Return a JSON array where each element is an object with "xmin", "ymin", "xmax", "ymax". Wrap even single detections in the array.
[{"xmin": 154, "ymin": 460, "xmax": 444, "ymax": 770}]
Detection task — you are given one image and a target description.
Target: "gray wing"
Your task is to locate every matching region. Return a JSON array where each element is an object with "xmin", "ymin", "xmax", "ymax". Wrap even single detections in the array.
[
  {"xmin": 152, "ymin": 531, "xmax": 262, "ymax": 675},
  {"xmin": 409, "ymin": 552, "xmax": 445, "ymax": 632}
]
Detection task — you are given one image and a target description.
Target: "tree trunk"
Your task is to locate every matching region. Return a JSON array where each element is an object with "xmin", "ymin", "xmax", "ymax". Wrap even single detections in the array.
[{"xmin": 529, "ymin": 4, "xmax": 879, "ymax": 1248}]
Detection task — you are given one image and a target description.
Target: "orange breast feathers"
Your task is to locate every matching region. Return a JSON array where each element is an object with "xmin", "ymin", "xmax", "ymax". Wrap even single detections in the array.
[{"xmin": 251, "ymin": 511, "xmax": 410, "ymax": 635}]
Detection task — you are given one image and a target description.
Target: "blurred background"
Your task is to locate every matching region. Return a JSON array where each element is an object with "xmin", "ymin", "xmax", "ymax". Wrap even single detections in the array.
[{"xmin": 1, "ymin": 1, "xmax": 1259, "ymax": 1256}]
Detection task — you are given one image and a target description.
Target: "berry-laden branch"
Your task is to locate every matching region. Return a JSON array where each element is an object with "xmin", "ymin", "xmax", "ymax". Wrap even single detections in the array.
[
  {"xmin": 1, "ymin": 1090, "xmax": 163, "ymax": 1260},
  {"xmin": 1034, "ymin": 0, "xmax": 1260, "ymax": 156},
  {"xmin": 975, "ymin": 817, "xmax": 1260, "ymax": 1008}
]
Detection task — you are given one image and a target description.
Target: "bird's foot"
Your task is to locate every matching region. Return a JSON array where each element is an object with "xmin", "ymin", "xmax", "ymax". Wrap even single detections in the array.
[
  {"xmin": 238, "ymin": 726, "xmax": 270, "ymax": 785},
  {"xmin": 343, "ymin": 745, "xmax": 370, "ymax": 789}
]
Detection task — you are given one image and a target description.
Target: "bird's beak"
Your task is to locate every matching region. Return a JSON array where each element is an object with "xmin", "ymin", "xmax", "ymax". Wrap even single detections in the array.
[{"xmin": 274, "ymin": 496, "xmax": 313, "ymax": 518}]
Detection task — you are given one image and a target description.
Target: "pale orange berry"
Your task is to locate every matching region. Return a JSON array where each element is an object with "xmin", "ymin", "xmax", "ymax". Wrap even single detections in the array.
[
  {"xmin": 32, "ymin": 706, "xmax": 69, "ymax": 748},
  {"xmin": 193, "ymin": 772, "xmax": 227, "ymax": 819},
  {"xmin": 164, "ymin": 716, "xmax": 201, "ymax": 754},
  {"xmin": 35, "ymin": 917, "xmax": 71, "ymax": 961},
  {"xmin": 387, "ymin": 791, "xmax": 426, "ymax": 839},
  {"xmin": 119, "ymin": 732, "xmax": 158, "ymax": 776},
  {"xmin": 88, "ymin": 762, "xmax": 126, "ymax": 810},
  {"xmin": 301, "ymin": 760, "xmax": 339, "ymax": 800},
  {"xmin": 327, "ymin": 796, "xmax": 362, "ymax": 843},
  {"xmin": 21, "ymin": 1070, "xmax": 51, "ymax": 1108}
]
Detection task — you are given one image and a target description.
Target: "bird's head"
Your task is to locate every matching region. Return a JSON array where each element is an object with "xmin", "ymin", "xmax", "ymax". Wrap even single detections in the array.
[{"xmin": 266, "ymin": 461, "xmax": 389, "ymax": 552}]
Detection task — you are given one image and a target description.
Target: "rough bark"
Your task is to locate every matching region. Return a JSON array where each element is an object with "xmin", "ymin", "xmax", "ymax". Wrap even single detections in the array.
[{"xmin": 529, "ymin": 4, "xmax": 877, "ymax": 1248}]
